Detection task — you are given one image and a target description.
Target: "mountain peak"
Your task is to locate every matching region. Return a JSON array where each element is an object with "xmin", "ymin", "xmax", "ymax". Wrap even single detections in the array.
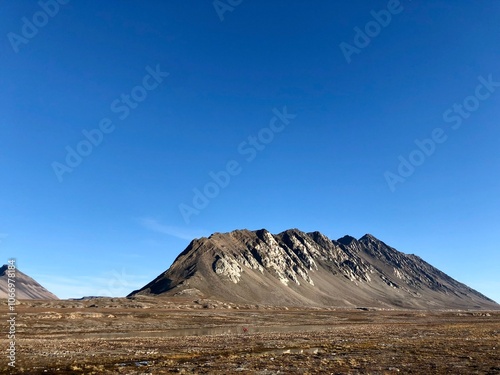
[
  {"xmin": 337, "ymin": 235, "xmax": 357, "ymax": 245},
  {"xmin": 359, "ymin": 233, "xmax": 379, "ymax": 241}
]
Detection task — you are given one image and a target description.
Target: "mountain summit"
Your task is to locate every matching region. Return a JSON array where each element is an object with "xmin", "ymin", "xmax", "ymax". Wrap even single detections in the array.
[{"xmin": 130, "ymin": 229, "xmax": 497, "ymax": 309}]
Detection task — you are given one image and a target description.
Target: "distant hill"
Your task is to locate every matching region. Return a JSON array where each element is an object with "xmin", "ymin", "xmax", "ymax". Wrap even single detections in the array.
[
  {"xmin": 0, "ymin": 265, "xmax": 58, "ymax": 300},
  {"xmin": 130, "ymin": 229, "xmax": 498, "ymax": 309}
]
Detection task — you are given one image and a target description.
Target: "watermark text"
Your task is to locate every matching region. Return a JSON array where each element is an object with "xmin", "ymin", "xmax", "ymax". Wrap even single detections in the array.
[
  {"xmin": 6, "ymin": 259, "xmax": 17, "ymax": 368},
  {"xmin": 384, "ymin": 74, "xmax": 500, "ymax": 191},
  {"xmin": 179, "ymin": 106, "xmax": 296, "ymax": 223}
]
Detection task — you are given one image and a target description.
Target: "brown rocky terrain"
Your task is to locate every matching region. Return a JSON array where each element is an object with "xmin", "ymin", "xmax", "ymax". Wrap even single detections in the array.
[{"xmin": 129, "ymin": 229, "xmax": 497, "ymax": 309}]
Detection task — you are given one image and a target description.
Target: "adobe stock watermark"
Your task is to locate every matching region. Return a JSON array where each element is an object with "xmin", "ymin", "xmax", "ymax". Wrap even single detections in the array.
[
  {"xmin": 179, "ymin": 106, "xmax": 297, "ymax": 224},
  {"xmin": 7, "ymin": 0, "xmax": 70, "ymax": 53},
  {"xmin": 339, "ymin": 0, "xmax": 406, "ymax": 64},
  {"xmin": 51, "ymin": 64, "xmax": 169, "ymax": 182},
  {"xmin": 384, "ymin": 74, "xmax": 500, "ymax": 192},
  {"xmin": 96, "ymin": 269, "xmax": 132, "ymax": 297},
  {"xmin": 213, "ymin": 0, "xmax": 243, "ymax": 21},
  {"xmin": 6, "ymin": 259, "xmax": 17, "ymax": 368}
]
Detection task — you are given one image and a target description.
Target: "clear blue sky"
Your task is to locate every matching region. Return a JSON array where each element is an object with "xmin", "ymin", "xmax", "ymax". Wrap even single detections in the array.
[{"xmin": 1, "ymin": 1, "xmax": 499, "ymax": 302}]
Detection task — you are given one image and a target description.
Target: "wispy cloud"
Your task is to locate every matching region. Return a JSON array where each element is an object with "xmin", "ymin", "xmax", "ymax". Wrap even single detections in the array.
[{"xmin": 139, "ymin": 217, "xmax": 209, "ymax": 240}]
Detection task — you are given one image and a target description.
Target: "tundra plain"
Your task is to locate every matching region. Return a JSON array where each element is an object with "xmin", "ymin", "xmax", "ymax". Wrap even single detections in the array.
[{"xmin": 2, "ymin": 297, "xmax": 499, "ymax": 374}]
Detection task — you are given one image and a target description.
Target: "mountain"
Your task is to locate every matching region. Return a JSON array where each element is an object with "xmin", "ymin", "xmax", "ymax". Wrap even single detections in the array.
[
  {"xmin": 129, "ymin": 229, "xmax": 498, "ymax": 309},
  {"xmin": 0, "ymin": 265, "xmax": 58, "ymax": 300}
]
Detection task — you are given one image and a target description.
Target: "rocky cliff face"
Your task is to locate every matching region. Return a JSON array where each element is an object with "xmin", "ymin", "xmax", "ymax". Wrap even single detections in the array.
[
  {"xmin": 0, "ymin": 265, "xmax": 58, "ymax": 300},
  {"xmin": 130, "ymin": 229, "xmax": 498, "ymax": 309}
]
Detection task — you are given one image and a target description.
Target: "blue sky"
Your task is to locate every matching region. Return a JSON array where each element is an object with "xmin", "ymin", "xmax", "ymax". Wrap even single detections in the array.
[{"xmin": 1, "ymin": 1, "xmax": 499, "ymax": 302}]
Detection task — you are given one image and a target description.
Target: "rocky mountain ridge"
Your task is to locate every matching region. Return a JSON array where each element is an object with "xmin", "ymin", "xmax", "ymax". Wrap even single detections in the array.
[{"xmin": 130, "ymin": 229, "xmax": 498, "ymax": 309}]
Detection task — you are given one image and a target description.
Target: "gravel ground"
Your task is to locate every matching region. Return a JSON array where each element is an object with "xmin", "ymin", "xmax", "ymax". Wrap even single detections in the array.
[{"xmin": 2, "ymin": 298, "xmax": 499, "ymax": 374}]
